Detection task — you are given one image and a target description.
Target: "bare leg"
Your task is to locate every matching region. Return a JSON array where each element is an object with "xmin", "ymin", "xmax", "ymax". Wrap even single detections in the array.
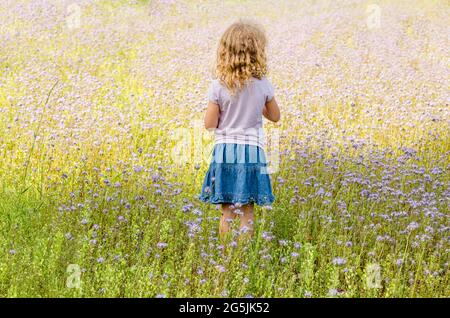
[
  {"xmin": 238, "ymin": 203, "xmax": 255, "ymax": 238},
  {"xmin": 220, "ymin": 203, "xmax": 237, "ymax": 239}
]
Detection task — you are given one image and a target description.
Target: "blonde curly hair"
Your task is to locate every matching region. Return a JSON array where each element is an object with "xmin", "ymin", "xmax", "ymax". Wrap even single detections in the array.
[{"xmin": 214, "ymin": 20, "xmax": 268, "ymax": 94}]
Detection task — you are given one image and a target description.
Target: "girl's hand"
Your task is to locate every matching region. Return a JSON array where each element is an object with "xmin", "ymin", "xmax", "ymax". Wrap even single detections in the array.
[
  {"xmin": 263, "ymin": 97, "xmax": 281, "ymax": 122},
  {"xmin": 204, "ymin": 101, "xmax": 220, "ymax": 130}
]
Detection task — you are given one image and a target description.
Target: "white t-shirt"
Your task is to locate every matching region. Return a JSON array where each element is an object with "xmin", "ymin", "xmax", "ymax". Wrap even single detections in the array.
[{"xmin": 208, "ymin": 76, "xmax": 275, "ymax": 149}]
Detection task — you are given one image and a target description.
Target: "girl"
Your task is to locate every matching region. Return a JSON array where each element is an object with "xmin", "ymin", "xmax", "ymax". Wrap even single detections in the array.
[{"xmin": 199, "ymin": 20, "xmax": 280, "ymax": 239}]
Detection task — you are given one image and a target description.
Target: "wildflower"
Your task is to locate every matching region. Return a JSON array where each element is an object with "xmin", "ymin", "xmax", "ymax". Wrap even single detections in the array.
[
  {"xmin": 157, "ymin": 242, "xmax": 168, "ymax": 249},
  {"xmin": 407, "ymin": 221, "xmax": 420, "ymax": 232},
  {"xmin": 332, "ymin": 257, "xmax": 347, "ymax": 266},
  {"xmin": 261, "ymin": 232, "xmax": 273, "ymax": 241},
  {"xmin": 233, "ymin": 209, "xmax": 243, "ymax": 215},
  {"xmin": 240, "ymin": 226, "xmax": 251, "ymax": 234},
  {"xmin": 279, "ymin": 239, "xmax": 288, "ymax": 246},
  {"xmin": 217, "ymin": 265, "xmax": 226, "ymax": 273},
  {"xmin": 182, "ymin": 204, "xmax": 193, "ymax": 212},
  {"xmin": 133, "ymin": 165, "xmax": 143, "ymax": 173}
]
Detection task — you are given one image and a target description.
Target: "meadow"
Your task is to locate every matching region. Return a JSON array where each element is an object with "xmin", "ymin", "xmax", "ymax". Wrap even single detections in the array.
[{"xmin": 0, "ymin": 0, "xmax": 448, "ymax": 297}]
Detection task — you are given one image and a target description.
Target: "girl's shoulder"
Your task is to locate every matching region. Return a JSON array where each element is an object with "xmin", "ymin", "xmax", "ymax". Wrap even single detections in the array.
[
  {"xmin": 209, "ymin": 78, "xmax": 224, "ymax": 92},
  {"xmin": 252, "ymin": 76, "xmax": 274, "ymax": 101},
  {"xmin": 252, "ymin": 76, "xmax": 274, "ymax": 91},
  {"xmin": 250, "ymin": 76, "xmax": 272, "ymax": 87}
]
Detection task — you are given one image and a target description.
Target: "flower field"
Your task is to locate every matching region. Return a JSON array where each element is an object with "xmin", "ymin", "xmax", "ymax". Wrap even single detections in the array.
[{"xmin": 0, "ymin": 0, "xmax": 448, "ymax": 297}]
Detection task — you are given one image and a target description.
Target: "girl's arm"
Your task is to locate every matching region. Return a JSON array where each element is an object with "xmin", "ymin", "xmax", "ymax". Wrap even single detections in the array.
[
  {"xmin": 204, "ymin": 101, "xmax": 220, "ymax": 130},
  {"xmin": 263, "ymin": 97, "xmax": 281, "ymax": 122}
]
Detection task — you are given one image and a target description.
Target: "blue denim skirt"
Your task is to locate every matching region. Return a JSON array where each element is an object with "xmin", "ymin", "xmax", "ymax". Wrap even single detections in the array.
[{"xmin": 199, "ymin": 143, "xmax": 275, "ymax": 206}]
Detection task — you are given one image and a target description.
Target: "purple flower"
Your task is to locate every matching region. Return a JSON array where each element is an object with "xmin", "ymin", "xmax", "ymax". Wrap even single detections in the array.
[
  {"xmin": 279, "ymin": 239, "xmax": 288, "ymax": 246},
  {"xmin": 407, "ymin": 221, "xmax": 420, "ymax": 232},
  {"xmin": 157, "ymin": 242, "xmax": 168, "ymax": 249},
  {"xmin": 133, "ymin": 165, "xmax": 143, "ymax": 173},
  {"xmin": 182, "ymin": 204, "xmax": 193, "ymax": 212},
  {"xmin": 332, "ymin": 257, "xmax": 347, "ymax": 266},
  {"xmin": 217, "ymin": 265, "xmax": 226, "ymax": 273}
]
